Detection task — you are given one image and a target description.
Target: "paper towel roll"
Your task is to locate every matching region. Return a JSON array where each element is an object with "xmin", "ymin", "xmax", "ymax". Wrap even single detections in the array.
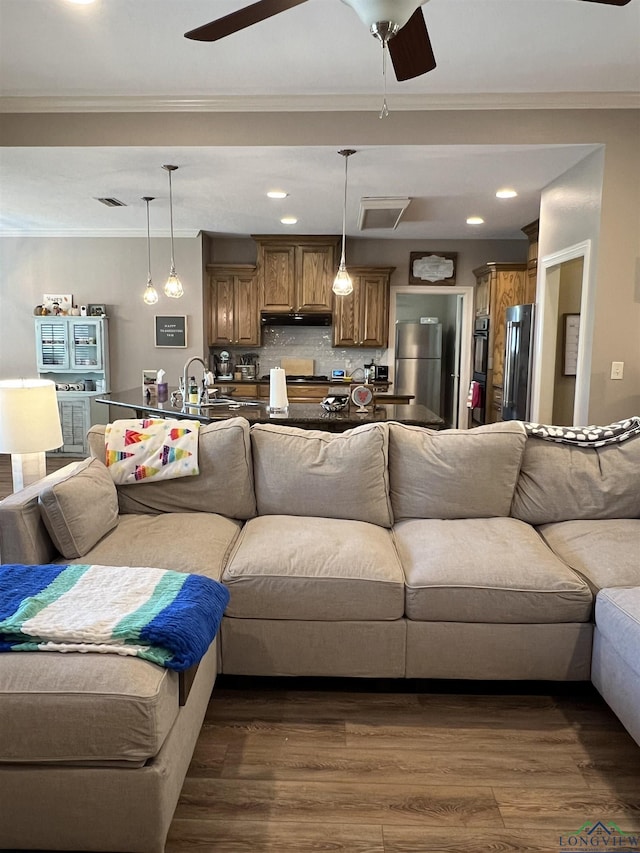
[{"xmin": 269, "ymin": 367, "xmax": 289, "ymax": 412}]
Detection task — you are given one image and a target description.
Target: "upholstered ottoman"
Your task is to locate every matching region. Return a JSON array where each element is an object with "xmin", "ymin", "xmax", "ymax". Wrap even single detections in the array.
[{"xmin": 592, "ymin": 587, "xmax": 640, "ymax": 747}]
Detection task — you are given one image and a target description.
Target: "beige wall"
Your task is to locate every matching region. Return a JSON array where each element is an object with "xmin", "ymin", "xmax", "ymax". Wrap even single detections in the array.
[
  {"xmin": 0, "ymin": 235, "xmax": 206, "ymax": 391},
  {"xmin": 552, "ymin": 257, "xmax": 584, "ymax": 425},
  {"xmin": 1, "ymin": 107, "xmax": 639, "ymax": 423}
]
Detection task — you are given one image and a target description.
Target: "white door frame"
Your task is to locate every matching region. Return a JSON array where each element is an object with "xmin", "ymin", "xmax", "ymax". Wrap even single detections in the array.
[
  {"xmin": 386, "ymin": 284, "xmax": 475, "ymax": 428},
  {"xmin": 531, "ymin": 240, "xmax": 593, "ymax": 425}
]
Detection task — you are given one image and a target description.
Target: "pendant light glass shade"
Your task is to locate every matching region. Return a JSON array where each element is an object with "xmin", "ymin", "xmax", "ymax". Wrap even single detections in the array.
[
  {"xmin": 162, "ymin": 165, "xmax": 184, "ymax": 299},
  {"xmin": 333, "ymin": 149, "xmax": 355, "ymax": 297},
  {"xmin": 142, "ymin": 197, "xmax": 159, "ymax": 305}
]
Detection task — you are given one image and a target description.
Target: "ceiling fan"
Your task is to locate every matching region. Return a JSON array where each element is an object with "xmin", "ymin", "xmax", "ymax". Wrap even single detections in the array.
[{"xmin": 185, "ymin": 0, "xmax": 632, "ymax": 83}]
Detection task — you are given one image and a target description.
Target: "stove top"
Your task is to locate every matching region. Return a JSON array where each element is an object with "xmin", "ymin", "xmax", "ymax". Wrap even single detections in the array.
[{"xmin": 261, "ymin": 374, "xmax": 329, "ymax": 383}]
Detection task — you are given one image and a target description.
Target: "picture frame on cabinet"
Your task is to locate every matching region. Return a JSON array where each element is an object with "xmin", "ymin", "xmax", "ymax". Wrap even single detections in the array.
[
  {"xmin": 409, "ymin": 252, "xmax": 457, "ymax": 286},
  {"xmin": 43, "ymin": 293, "xmax": 73, "ymax": 313},
  {"xmin": 155, "ymin": 315, "xmax": 187, "ymax": 348},
  {"xmin": 88, "ymin": 303, "xmax": 107, "ymax": 317}
]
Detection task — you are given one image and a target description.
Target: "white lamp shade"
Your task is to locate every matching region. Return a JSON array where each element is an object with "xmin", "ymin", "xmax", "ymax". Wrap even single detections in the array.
[{"xmin": 0, "ymin": 379, "xmax": 63, "ymax": 453}]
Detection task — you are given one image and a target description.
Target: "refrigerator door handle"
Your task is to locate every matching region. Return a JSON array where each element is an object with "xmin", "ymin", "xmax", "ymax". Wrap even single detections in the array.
[{"xmin": 503, "ymin": 320, "xmax": 518, "ymax": 408}]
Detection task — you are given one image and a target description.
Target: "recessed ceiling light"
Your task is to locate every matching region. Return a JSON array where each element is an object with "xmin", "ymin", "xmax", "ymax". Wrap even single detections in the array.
[
  {"xmin": 466, "ymin": 216, "xmax": 484, "ymax": 225},
  {"xmin": 496, "ymin": 188, "xmax": 518, "ymax": 199},
  {"xmin": 267, "ymin": 190, "xmax": 288, "ymax": 199},
  {"xmin": 65, "ymin": 0, "xmax": 97, "ymax": 4},
  {"xmin": 280, "ymin": 216, "xmax": 298, "ymax": 225}
]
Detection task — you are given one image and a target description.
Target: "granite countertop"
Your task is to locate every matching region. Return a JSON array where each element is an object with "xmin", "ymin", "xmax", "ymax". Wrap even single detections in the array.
[{"xmin": 96, "ymin": 388, "xmax": 442, "ymax": 431}]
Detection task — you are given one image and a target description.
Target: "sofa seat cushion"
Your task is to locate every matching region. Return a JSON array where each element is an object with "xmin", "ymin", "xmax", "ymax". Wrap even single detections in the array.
[
  {"xmin": 595, "ymin": 587, "xmax": 640, "ymax": 680},
  {"xmin": 250, "ymin": 422, "xmax": 393, "ymax": 527},
  {"xmin": 222, "ymin": 515, "xmax": 404, "ymax": 620},
  {"xmin": 389, "ymin": 421, "xmax": 526, "ymax": 520},
  {"xmin": 511, "ymin": 434, "xmax": 640, "ymax": 524},
  {"xmin": 88, "ymin": 417, "xmax": 257, "ymax": 520},
  {"xmin": 0, "ymin": 652, "xmax": 179, "ymax": 765},
  {"xmin": 394, "ymin": 517, "xmax": 593, "ymax": 623},
  {"xmin": 77, "ymin": 512, "xmax": 242, "ymax": 580},
  {"xmin": 537, "ymin": 519, "xmax": 640, "ymax": 593}
]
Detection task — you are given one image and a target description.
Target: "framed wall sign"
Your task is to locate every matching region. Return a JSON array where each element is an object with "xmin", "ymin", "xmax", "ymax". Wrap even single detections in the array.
[
  {"xmin": 563, "ymin": 313, "xmax": 580, "ymax": 376},
  {"xmin": 409, "ymin": 252, "xmax": 457, "ymax": 286},
  {"xmin": 155, "ymin": 315, "xmax": 187, "ymax": 348}
]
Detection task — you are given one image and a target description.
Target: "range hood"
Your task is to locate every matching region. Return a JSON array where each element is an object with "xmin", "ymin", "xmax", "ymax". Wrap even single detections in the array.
[{"xmin": 261, "ymin": 312, "xmax": 332, "ymax": 327}]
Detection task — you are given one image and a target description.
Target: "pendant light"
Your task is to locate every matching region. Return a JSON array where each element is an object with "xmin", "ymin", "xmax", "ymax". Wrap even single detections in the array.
[
  {"xmin": 333, "ymin": 149, "xmax": 356, "ymax": 297},
  {"xmin": 162, "ymin": 164, "xmax": 184, "ymax": 299},
  {"xmin": 142, "ymin": 197, "xmax": 159, "ymax": 305}
]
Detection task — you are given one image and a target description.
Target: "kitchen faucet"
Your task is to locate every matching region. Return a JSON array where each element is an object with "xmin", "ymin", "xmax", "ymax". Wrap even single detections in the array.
[{"xmin": 181, "ymin": 356, "xmax": 207, "ymax": 411}]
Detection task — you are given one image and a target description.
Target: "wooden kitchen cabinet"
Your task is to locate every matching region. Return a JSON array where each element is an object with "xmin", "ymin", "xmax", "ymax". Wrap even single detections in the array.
[
  {"xmin": 332, "ymin": 267, "xmax": 394, "ymax": 348},
  {"xmin": 473, "ymin": 262, "xmax": 527, "ymax": 423},
  {"xmin": 255, "ymin": 236, "xmax": 340, "ymax": 313},
  {"xmin": 206, "ymin": 265, "xmax": 260, "ymax": 347},
  {"xmin": 521, "ymin": 219, "xmax": 539, "ymax": 304}
]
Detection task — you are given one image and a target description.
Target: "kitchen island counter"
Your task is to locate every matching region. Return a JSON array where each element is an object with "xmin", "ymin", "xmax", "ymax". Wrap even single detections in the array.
[{"xmin": 96, "ymin": 388, "xmax": 443, "ymax": 432}]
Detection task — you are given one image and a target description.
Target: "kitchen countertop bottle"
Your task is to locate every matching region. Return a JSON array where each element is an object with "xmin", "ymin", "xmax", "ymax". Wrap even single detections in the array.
[{"xmin": 188, "ymin": 376, "xmax": 199, "ymax": 404}]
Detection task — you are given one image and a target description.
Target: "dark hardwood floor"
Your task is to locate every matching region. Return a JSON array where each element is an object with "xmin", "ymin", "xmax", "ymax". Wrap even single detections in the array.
[
  {"xmin": 167, "ymin": 677, "xmax": 640, "ymax": 852},
  {"xmin": 2, "ymin": 455, "xmax": 639, "ymax": 851}
]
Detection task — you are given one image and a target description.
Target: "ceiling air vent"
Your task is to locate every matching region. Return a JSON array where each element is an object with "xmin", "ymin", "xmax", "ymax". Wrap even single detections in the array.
[
  {"xmin": 357, "ymin": 197, "xmax": 411, "ymax": 231},
  {"xmin": 95, "ymin": 197, "xmax": 127, "ymax": 207}
]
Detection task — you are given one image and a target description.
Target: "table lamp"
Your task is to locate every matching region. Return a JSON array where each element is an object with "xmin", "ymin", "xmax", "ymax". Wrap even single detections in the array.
[{"xmin": 0, "ymin": 379, "xmax": 64, "ymax": 492}]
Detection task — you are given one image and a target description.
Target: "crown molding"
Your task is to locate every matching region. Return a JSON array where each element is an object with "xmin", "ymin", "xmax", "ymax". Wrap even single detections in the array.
[
  {"xmin": 0, "ymin": 229, "xmax": 201, "ymax": 238},
  {"xmin": 1, "ymin": 91, "xmax": 638, "ymax": 113}
]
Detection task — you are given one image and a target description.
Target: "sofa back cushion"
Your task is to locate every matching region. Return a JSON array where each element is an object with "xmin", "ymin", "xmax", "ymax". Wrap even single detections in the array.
[
  {"xmin": 250, "ymin": 422, "xmax": 393, "ymax": 527},
  {"xmin": 389, "ymin": 421, "xmax": 527, "ymax": 520},
  {"xmin": 38, "ymin": 457, "xmax": 119, "ymax": 558},
  {"xmin": 88, "ymin": 417, "xmax": 256, "ymax": 520},
  {"xmin": 511, "ymin": 435, "xmax": 640, "ymax": 524}
]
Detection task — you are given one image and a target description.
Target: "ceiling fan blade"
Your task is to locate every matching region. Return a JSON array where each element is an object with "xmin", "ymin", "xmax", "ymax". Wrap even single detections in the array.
[
  {"xmin": 578, "ymin": 0, "xmax": 631, "ymax": 4},
  {"xmin": 185, "ymin": 0, "xmax": 309, "ymax": 42},
  {"xmin": 388, "ymin": 8, "xmax": 437, "ymax": 82}
]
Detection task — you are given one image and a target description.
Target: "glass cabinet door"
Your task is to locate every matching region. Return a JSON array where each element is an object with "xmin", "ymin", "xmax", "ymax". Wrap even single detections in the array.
[
  {"xmin": 70, "ymin": 319, "xmax": 103, "ymax": 370},
  {"xmin": 35, "ymin": 318, "xmax": 70, "ymax": 370}
]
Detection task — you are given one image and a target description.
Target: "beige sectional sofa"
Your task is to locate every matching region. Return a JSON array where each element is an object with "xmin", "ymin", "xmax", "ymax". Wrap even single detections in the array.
[{"xmin": 0, "ymin": 417, "xmax": 638, "ymax": 853}]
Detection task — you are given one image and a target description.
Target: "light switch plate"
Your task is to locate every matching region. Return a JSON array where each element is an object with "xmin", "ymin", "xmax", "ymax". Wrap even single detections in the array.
[{"xmin": 611, "ymin": 361, "xmax": 624, "ymax": 380}]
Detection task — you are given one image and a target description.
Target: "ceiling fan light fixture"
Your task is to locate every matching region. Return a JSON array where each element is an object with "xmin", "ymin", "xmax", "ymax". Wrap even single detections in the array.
[
  {"xmin": 333, "ymin": 148, "xmax": 356, "ymax": 297},
  {"xmin": 343, "ymin": 0, "xmax": 421, "ymax": 34},
  {"xmin": 162, "ymin": 164, "xmax": 184, "ymax": 299}
]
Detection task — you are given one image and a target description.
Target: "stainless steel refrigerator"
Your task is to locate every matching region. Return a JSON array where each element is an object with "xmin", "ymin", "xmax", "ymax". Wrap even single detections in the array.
[
  {"xmin": 394, "ymin": 321, "xmax": 442, "ymax": 416},
  {"xmin": 502, "ymin": 303, "xmax": 535, "ymax": 421}
]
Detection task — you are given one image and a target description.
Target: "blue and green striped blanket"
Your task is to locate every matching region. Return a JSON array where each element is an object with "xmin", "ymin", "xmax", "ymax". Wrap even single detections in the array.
[{"xmin": 0, "ymin": 563, "xmax": 230, "ymax": 671}]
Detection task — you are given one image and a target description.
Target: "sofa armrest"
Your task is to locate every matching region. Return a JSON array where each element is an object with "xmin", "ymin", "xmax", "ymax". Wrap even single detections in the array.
[{"xmin": 0, "ymin": 461, "xmax": 89, "ymax": 564}]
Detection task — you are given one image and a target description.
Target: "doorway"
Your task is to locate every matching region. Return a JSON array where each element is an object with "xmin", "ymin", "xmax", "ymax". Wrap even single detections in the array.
[
  {"xmin": 532, "ymin": 240, "xmax": 592, "ymax": 425},
  {"xmin": 386, "ymin": 285, "xmax": 474, "ymax": 428}
]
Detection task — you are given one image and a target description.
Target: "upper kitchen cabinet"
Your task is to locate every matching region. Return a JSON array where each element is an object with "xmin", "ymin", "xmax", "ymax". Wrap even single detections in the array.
[
  {"xmin": 521, "ymin": 219, "xmax": 539, "ymax": 305},
  {"xmin": 333, "ymin": 267, "xmax": 394, "ymax": 348},
  {"xmin": 206, "ymin": 265, "xmax": 260, "ymax": 347},
  {"xmin": 254, "ymin": 236, "xmax": 341, "ymax": 313}
]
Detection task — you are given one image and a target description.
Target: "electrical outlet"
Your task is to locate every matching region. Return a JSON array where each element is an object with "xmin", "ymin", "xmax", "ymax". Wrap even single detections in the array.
[{"xmin": 610, "ymin": 361, "xmax": 624, "ymax": 380}]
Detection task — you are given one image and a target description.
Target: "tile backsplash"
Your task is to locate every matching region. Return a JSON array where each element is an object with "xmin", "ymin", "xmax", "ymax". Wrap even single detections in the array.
[{"xmin": 213, "ymin": 326, "xmax": 383, "ymax": 380}]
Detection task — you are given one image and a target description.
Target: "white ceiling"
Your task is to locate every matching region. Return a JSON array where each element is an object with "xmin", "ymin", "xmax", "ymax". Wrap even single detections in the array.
[{"xmin": 0, "ymin": 0, "xmax": 638, "ymax": 239}]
